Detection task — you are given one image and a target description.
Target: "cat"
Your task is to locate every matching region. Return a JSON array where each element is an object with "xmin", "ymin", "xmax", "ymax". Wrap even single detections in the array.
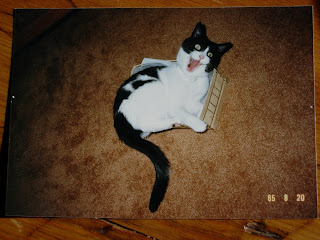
[{"xmin": 113, "ymin": 22, "xmax": 232, "ymax": 212}]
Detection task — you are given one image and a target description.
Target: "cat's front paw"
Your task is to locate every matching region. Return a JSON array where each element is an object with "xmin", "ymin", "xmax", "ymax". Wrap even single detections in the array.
[{"xmin": 191, "ymin": 119, "xmax": 207, "ymax": 133}]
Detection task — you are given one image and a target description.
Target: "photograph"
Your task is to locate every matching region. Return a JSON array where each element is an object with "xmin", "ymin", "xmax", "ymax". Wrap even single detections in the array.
[{"xmin": 4, "ymin": 7, "xmax": 317, "ymax": 220}]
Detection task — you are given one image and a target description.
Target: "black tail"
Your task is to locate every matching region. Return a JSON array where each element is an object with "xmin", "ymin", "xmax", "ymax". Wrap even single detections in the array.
[{"xmin": 114, "ymin": 112, "xmax": 170, "ymax": 213}]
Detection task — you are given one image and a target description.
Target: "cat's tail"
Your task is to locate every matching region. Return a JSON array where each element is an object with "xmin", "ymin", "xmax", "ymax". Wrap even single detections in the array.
[{"xmin": 114, "ymin": 112, "xmax": 170, "ymax": 213}]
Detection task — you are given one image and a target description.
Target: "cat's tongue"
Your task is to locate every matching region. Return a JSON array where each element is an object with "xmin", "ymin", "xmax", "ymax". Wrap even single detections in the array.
[{"xmin": 188, "ymin": 58, "xmax": 201, "ymax": 72}]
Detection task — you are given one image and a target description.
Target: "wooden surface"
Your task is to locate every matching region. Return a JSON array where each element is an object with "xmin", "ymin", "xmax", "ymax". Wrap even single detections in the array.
[{"xmin": 0, "ymin": 0, "xmax": 319, "ymax": 239}]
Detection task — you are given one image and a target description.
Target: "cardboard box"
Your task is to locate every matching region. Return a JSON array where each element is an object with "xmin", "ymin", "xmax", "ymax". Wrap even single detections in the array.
[{"xmin": 131, "ymin": 59, "xmax": 228, "ymax": 129}]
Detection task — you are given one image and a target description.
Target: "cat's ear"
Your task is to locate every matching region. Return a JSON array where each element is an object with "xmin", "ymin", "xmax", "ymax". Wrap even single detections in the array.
[
  {"xmin": 217, "ymin": 42, "xmax": 233, "ymax": 55},
  {"xmin": 191, "ymin": 22, "xmax": 206, "ymax": 38}
]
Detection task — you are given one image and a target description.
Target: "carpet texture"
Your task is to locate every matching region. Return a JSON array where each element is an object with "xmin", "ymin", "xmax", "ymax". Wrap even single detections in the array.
[{"xmin": 6, "ymin": 7, "xmax": 316, "ymax": 218}]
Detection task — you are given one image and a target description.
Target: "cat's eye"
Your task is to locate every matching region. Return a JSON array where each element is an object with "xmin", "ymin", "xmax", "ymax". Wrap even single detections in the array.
[
  {"xmin": 195, "ymin": 44, "xmax": 201, "ymax": 50},
  {"xmin": 207, "ymin": 52, "xmax": 213, "ymax": 58}
]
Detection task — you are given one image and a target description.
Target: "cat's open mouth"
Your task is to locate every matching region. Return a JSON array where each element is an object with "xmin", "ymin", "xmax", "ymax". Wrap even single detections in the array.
[{"xmin": 187, "ymin": 57, "xmax": 201, "ymax": 72}]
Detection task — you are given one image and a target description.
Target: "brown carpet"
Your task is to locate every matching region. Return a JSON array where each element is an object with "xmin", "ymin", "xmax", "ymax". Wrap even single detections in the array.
[{"xmin": 6, "ymin": 7, "xmax": 316, "ymax": 219}]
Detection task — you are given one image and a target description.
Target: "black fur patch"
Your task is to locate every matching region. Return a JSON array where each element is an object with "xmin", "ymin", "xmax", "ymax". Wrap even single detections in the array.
[
  {"xmin": 132, "ymin": 79, "xmax": 156, "ymax": 89},
  {"xmin": 113, "ymin": 88, "xmax": 130, "ymax": 116}
]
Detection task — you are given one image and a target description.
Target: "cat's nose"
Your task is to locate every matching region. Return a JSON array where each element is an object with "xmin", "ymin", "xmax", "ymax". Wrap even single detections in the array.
[{"xmin": 199, "ymin": 55, "xmax": 204, "ymax": 60}]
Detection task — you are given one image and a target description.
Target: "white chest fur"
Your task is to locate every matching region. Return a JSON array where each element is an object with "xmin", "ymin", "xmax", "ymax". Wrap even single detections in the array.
[{"xmin": 158, "ymin": 64, "xmax": 209, "ymax": 113}]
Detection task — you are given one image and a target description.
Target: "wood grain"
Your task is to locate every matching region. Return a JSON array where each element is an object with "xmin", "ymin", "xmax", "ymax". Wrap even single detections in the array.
[
  {"xmin": 0, "ymin": 218, "xmax": 149, "ymax": 239},
  {"xmin": 0, "ymin": 0, "xmax": 319, "ymax": 239}
]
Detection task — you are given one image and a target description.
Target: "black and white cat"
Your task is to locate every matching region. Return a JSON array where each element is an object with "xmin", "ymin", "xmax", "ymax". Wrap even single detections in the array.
[{"xmin": 113, "ymin": 22, "xmax": 232, "ymax": 212}]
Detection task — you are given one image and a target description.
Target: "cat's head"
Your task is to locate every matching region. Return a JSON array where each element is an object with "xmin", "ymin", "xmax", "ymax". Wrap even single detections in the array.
[{"xmin": 177, "ymin": 22, "xmax": 233, "ymax": 77}]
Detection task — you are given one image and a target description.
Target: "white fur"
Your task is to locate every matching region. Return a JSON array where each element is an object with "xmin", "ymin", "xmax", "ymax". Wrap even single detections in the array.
[{"xmin": 118, "ymin": 47, "xmax": 211, "ymax": 137}]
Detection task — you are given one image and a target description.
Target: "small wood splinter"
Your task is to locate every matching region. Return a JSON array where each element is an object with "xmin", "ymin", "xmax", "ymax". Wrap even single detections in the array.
[{"xmin": 244, "ymin": 221, "xmax": 284, "ymax": 240}]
